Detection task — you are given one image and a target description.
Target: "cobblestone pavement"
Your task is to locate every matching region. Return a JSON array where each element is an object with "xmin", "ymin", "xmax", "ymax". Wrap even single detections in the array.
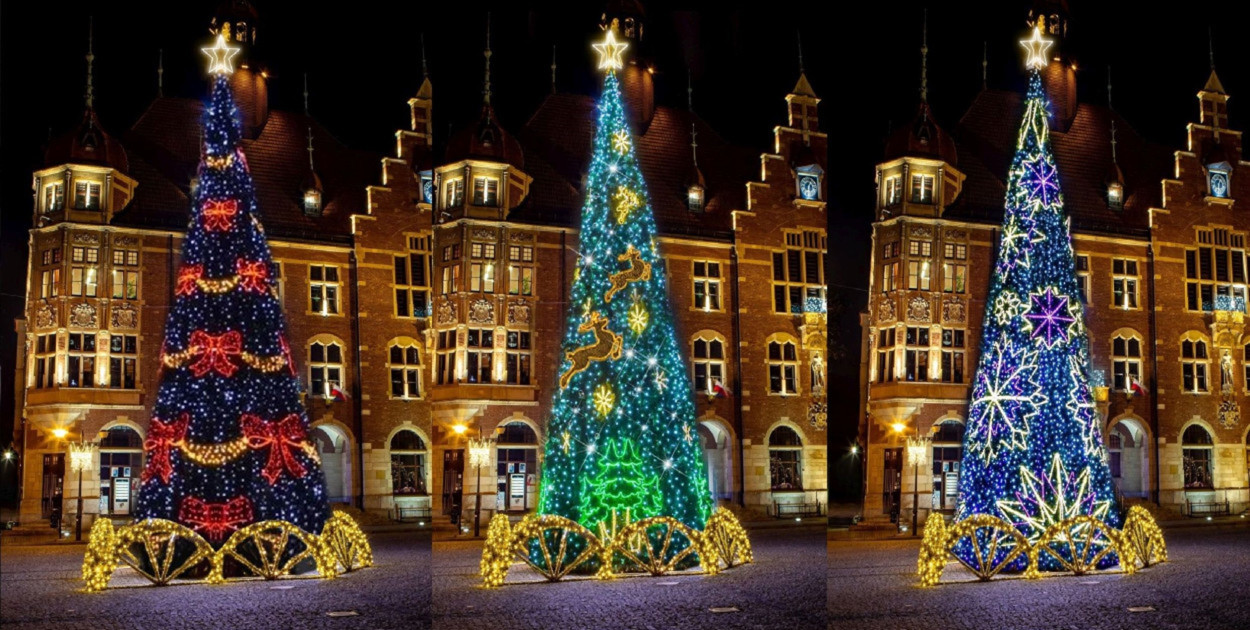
[
  {"xmin": 0, "ymin": 531, "xmax": 430, "ymax": 630},
  {"xmin": 433, "ymin": 526, "xmax": 826, "ymax": 630},
  {"xmin": 828, "ymin": 524, "xmax": 1250, "ymax": 630}
]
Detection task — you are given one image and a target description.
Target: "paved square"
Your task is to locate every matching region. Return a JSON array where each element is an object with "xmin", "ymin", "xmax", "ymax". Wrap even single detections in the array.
[
  {"xmin": 828, "ymin": 524, "xmax": 1250, "ymax": 630},
  {"xmin": 0, "ymin": 531, "xmax": 430, "ymax": 630},
  {"xmin": 433, "ymin": 526, "xmax": 826, "ymax": 630}
]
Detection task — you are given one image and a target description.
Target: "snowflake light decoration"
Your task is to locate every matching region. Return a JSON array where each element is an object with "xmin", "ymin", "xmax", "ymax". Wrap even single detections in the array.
[
  {"xmin": 1021, "ymin": 155, "xmax": 1060, "ymax": 206},
  {"xmin": 996, "ymin": 453, "xmax": 1112, "ymax": 545},
  {"xmin": 965, "ymin": 334, "xmax": 1044, "ymax": 463},
  {"xmin": 1024, "ymin": 288, "xmax": 1076, "ymax": 347}
]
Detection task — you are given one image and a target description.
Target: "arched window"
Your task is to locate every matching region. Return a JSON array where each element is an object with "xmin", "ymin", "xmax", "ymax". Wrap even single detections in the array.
[
  {"xmin": 497, "ymin": 421, "xmax": 539, "ymax": 512},
  {"xmin": 1111, "ymin": 331, "xmax": 1142, "ymax": 393},
  {"xmin": 691, "ymin": 333, "xmax": 726, "ymax": 394},
  {"xmin": 1180, "ymin": 335, "xmax": 1210, "ymax": 393},
  {"xmin": 388, "ymin": 339, "xmax": 422, "ymax": 399},
  {"xmin": 390, "ymin": 430, "xmax": 427, "ymax": 495},
  {"xmin": 1182, "ymin": 425, "xmax": 1214, "ymax": 489},
  {"xmin": 767, "ymin": 337, "xmax": 799, "ymax": 395},
  {"xmin": 768, "ymin": 426, "xmax": 803, "ymax": 491},
  {"xmin": 931, "ymin": 420, "xmax": 964, "ymax": 510},
  {"xmin": 99, "ymin": 425, "xmax": 143, "ymax": 515},
  {"xmin": 309, "ymin": 338, "xmax": 344, "ymax": 398}
]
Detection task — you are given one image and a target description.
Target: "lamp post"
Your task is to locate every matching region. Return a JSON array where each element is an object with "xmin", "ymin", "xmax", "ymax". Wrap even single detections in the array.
[
  {"xmin": 68, "ymin": 441, "xmax": 96, "ymax": 542},
  {"xmin": 905, "ymin": 436, "xmax": 930, "ymax": 538},
  {"xmin": 468, "ymin": 433, "xmax": 495, "ymax": 538}
]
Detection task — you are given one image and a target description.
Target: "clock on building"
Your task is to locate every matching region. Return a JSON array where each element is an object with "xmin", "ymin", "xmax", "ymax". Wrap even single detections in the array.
[
  {"xmin": 1210, "ymin": 170, "xmax": 1229, "ymax": 199},
  {"xmin": 798, "ymin": 174, "xmax": 820, "ymax": 201},
  {"xmin": 421, "ymin": 175, "xmax": 434, "ymax": 204}
]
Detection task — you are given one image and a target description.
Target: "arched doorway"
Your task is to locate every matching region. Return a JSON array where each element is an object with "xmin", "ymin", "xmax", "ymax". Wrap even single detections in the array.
[
  {"xmin": 311, "ymin": 424, "xmax": 353, "ymax": 504},
  {"xmin": 496, "ymin": 421, "xmax": 539, "ymax": 513},
  {"xmin": 98, "ymin": 425, "xmax": 143, "ymax": 516},
  {"xmin": 1108, "ymin": 417, "xmax": 1149, "ymax": 499},
  {"xmin": 698, "ymin": 420, "xmax": 733, "ymax": 502}
]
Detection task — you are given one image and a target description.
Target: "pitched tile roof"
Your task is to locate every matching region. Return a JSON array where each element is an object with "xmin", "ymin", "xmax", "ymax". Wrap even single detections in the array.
[
  {"xmin": 516, "ymin": 93, "xmax": 754, "ymax": 239},
  {"xmin": 949, "ymin": 88, "xmax": 1172, "ymax": 237},
  {"xmin": 113, "ymin": 97, "xmax": 377, "ymax": 243}
]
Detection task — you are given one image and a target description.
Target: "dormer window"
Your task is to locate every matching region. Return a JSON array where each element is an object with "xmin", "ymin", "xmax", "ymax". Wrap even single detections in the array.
[
  {"xmin": 44, "ymin": 183, "xmax": 64, "ymax": 212},
  {"xmin": 74, "ymin": 181, "xmax": 100, "ymax": 210},
  {"xmin": 796, "ymin": 164, "xmax": 823, "ymax": 202},
  {"xmin": 1107, "ymin": 181, "xmax": 1124, "ymax": 209},
  {"xmin": 910, "ymin": 174, "xmax": 934, "ymax": 204},
  {"xmin": 1209, "ymin": 164, "xmax": 1231, "ymax": 199},
  {"xmin": 687, "ymin": 184, "xmax": 705, "ymax": 213},
  {"xmin": 884, "ymin": 176, "xmax": 902, "ymax": 206},
  {"xmin": 473, "ymin": 176, "xmax": 498, "ymax": 206},
  {"xmin": 303, "ymin": 188, "xmax": 322, "ymax": 215},
  {"xmin": 443, "ymin": 178, "xmax": 464, "ymax": 208},
  {"xmin": 420, "ymin": 171, "xmax": 434, "ymax": 205}
]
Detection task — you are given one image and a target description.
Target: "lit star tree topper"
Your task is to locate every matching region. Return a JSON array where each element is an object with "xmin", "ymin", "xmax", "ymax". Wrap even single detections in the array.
[
  {"xmin": 535, "ymin": 31, "xmax": 713, "ymax": 556},
  {"xmin": 1020, "ymin": 25, "xmax": 1053, "ymax": 70},
  {"xmin": 954, "ymin": 49, "xmax": 1120, "ymax": 572},
  {"xmin": 133, "ymin": 49, "xmax": 330, "ymax": 544},
  {"xmin": 202, "ymin": 33, "xmax": 240, "ymax": 75},
  {"xmin": 593, "ymin": 29, "xmax": 629, "ymax": 71}
]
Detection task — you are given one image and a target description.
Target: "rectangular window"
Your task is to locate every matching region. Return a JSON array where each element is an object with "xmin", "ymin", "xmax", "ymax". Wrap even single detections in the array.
[
  {"xmin": 940, "ymin": 328, "xmax": 965, "ymax": 383},
  {"xmin": 443, "ymin": 178, "xmax": 464, "ymax": 208},
  {"xmin": 943, "ymin": 243, "xmax": 967, "ymax": 260},
  {"xmin": 309, "ymin": 265, "xmax": 341, "ymax": 315},
  {"xmin": 1111, "ymin": 336, "xmax": 1143, "ymax": 392},
  {"xmin": 74, "ymin": 181, "xmax": 101, "ymax": 210},
  {"xmin": 33, "ymin": 333, "xmax": 57, "ymax": 389},
  {"xmin": 41, "ymin": 269, "xmax": 61, "ymax": 299},
  {"xmin": 506, "ymin": 331, "xmax": 532, "ymax": 385},
  {"xmin": 473, "ymin": 176, "xmax": 499, "ymax": 206},
  {"xmin": 884, "ymin": 176, "xmax": 902, "ymax": 205},
  {"xmin": 466, "ymin": 329, "xmax": 493, "ymax": 384},
  {"xmin": 66, "ymin": 332, "xmax": 97, "ymax": 388},
  {"xmin": 1112, "ymin": 258, "xmax": 1139, "ymax": 309},
  {"xmin": 907, "ymin": 261, "xmax": 931, "ymax": 291},
  {"xmin": 436, "ymin": 331, "xmax": 457, "ymax": 385},
  {"xmin": 910, "ymin": 174, "xmax": 934, "ymax": 203},
  {"xmin": 109, "ymin": 334, "xmax": 138, "ymax": 389},
  {"xmin": 942, "ymin": 263, "xmax": 966, "ymax": 294},
  {"xmin": 395, "ymin": 240, "xmax": 432, "ymax": 318},
  {"xmin": 391, "ymin": 453, "xmax": 427, "ymax": 495},
  {"xmin": 111, "ymin": 270, "xmax": 139, "ymax": 300},
  {"xmin": 881, "ymin": 262, "xmax": 898, "ymax": 293},
  {"xmin": 508, "ymin": 246, "xmax": 534, "ymax": 296},
  {"xmin": 772, "ymin": 232, "xmax": 827, "ymax": 313},
  {"xmin": 70, "ymin": 267, "xmax": 98, "ymax": 297},
  {"xmin": 908, "ymin": 241, "xmax": 932, "ymax": 257},
  {"xmin": 44, "ymin": 183, "xmax": 65, "ymax": 212},
  {"xmin": 693, "ymin": 261, "xmax": 722, "ymax": 311},
  {"xmin": 904, "ymin": 326, "xmax": 930, "ymax": 382},
  {"xmin": 875, "ymin": 328, "xmax": 896, "ymax": 383},
  {"xmin": 1075, "ymin": 255, "xmax": 1090, "ymax": 303},
  {"xmin": 469, "ymin": 262, "xmax": 496, "ymax": 293}
]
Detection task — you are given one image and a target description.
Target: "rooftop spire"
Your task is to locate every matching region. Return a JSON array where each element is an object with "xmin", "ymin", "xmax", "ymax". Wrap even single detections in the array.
[
  {"xmin": 307, "ymin": 127, "xmax": 316, "ymax": 172},
  {"xmin": 85, "ymin": 17, "xmax": 95, "ymax": 110},
  {"xmin": 982, "ymin": 41, "xmax": 988, "ymax": 91},
  {"xmin": 303, "ymin": 73, "xmax": 310, "ymax": 116},
  {"xmin": 421, "ymin": 33, "xmax": 429, "ymax": 82},
  {"xmin": 690, "ymin": 123, "xmax": 699, "ymax": 169},
  {"xmin": 797, "ymin": 29, "xmax": 804, "ymax": 75},
  {"xmin": 157, "ymin": 49, "xmax": 164, "ymax": 98},
  {"xmin": 482, "ymin": 13, "xmax": 492, "ymax": 107},
  {"xmin": 551, "ymin": 45, "xmax": 557, "ymax": 94},
  {"xmin": 919, "ymin": 9, "xmax": 928, "ymax": 104},
  {"xmin": 1209, "ymin": 25, "xmax": 1215, "ymax": 71},
  {"xmin": 687, "ymin": 68, "xmax": 694, "ymax": 112},
  {"xmin": 1107, "ymin": 66, "xmax": 1118, "ymax": 164}
]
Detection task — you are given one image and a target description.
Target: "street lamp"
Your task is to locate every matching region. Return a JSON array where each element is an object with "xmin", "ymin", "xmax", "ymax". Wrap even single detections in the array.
[
  {"xmin": 905, "ymin": 435, "xmax": 931, "ymax": 538},
  {"xmin": 68, "ymin": 441, "xmax": 97, "ymax": 542},
  {"xmin": 468, "ymin": 434, "xmax": 495, "ymax": 538}
]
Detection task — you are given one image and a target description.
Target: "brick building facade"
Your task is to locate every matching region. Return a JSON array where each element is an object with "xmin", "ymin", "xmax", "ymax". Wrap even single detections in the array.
[
  {"xmin": 12, "ymin": 5, "xmax": 828, "ymax": 531},
  {"xmin": 860, "ymin": 8, "xmax": 1249, "ymax": 527}
]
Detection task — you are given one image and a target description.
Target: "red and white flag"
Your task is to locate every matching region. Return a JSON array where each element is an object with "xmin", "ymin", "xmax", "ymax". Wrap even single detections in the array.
[
  {"xmin": 1128, "ymin": 375, "xmax": 1148, "ymax": 397},
  {"xmin": 711, "ymin": 379, "xmax": 733, "ymax": 399},
  {"xmin": 329, "ymin": 383, "xmax": 350, "ymax": 401}
]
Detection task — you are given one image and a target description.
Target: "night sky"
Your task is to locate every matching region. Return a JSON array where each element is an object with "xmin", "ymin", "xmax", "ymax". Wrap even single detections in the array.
[{"xmin": 3, "ymin": 1, "xmax": 1248, "ymax": 505}]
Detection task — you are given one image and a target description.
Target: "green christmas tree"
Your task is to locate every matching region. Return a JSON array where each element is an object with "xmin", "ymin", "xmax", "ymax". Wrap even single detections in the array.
[{"xmin": 537, "ymin": 31, "xmax": 714, "ymax": 537}]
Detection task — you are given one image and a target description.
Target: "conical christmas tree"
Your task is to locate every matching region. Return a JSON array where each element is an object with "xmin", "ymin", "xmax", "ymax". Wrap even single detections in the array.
[
  {"xmin": 537, "ymin": 31, "xmax": 714, "ymax": 537},
  {"xmin": 955, "ymin": 30, "xmax": 1120, "ymax": 571},
  {"xmin": 134, "ymin": 36, "xmax": 330, "ymax": 543}
]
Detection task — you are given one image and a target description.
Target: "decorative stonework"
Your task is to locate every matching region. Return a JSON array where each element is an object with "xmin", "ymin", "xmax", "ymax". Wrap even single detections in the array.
[
  {"xmin": 72, "ymin": 232, "xmax": 101, "ymax": 246},
  {"xmin": 876, "ymin": 298, "xmax": 897, "ymax": 323},
  {"xmin": 436, "ymin": 300, "xmax": 457, "ymax": 326},
  {"xmin": 941, "ymin": 297, "xmax": 967, "ymax": 324},
  {"xmin": 111, "ymin": 303, "xmax": 139, "ymax": 329},
  {"xmin": 472, "ymin": 228, "xmax": 497, "ymax": 241},
  {"xmin": 469, "ymin": 299, "xmax": 495, "ymax": 325},
  {"xmin": 507, "ymin": 299, "xmax": 532, "ymax": 325},
  {"xmin": 70, "ymin": 302, "xmax": 98, "ymax": 328},
  {"xmin": 946, "ymin": 229, "xmax": 967, "ymax": 241},
  {"xmin": 906, "ymin": 297, "xmax": 931, "ymax": 323},
  {"xmin": 35, "ymin": 305, "xmax": 56, "ymax": 329},
  {"xmin": 114, "ymin": 235, "xmax": 139, "ymax": 247},
  {"xmin": 509, "ymin": 232, "xmax": 534, "ymax": 242},
  {"xmin": 909, "ymin": 225, "xmax": 933, "ymax": 239}
]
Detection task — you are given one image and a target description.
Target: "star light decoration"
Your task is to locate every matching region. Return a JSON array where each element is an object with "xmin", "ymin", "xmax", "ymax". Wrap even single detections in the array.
[
  {"xmin": 1019, "ymin": 26, "xmax": 1053, "ymax": 70},
  {"xmin": 593, "ymin": 29, "xmax": 629, "ymax": 71},
  {"xmin": 996, "ymin": 453, "xmax": 1112, "ymax": 545},
  {"xmin": 202, "ymin": 33, "xmax": 240, "ymax": 75},
  {"xmin": 965, "ymin": 334, "xmax": 1044, "ymax": 463},
  {"xmin": 1021, "ymin": 156, "xmax": 1060, "ymax": 206},
  {"xmin": 1024, "ymin": 287, "xmax": 1076, "ymax": 347}
]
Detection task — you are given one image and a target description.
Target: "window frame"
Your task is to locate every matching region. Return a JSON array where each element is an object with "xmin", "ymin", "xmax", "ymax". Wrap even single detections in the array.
[{"xmin": 308, "ymin": 264, "xmax": 342, "ymax": 316}]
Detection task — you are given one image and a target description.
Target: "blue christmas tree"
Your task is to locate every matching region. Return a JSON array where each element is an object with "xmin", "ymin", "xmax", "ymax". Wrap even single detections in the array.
[
  {"xmin": 134, "ymin": 36, "xmax": 330, "ymax": 543},
  {"xmin": 955, "ymin": 33, "xmax": 1120, "ymax": 571},
  {"xmin": 537, "ymin": 32, "xmax": 714, "ymax": 539}
]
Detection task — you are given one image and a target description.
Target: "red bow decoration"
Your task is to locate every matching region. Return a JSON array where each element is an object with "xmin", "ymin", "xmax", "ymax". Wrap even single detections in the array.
[
  {"xmin": 242, "ymin": 413, "xmax": 309, "ymax": 485},
  {"xmin": 188, "ymin": 330, "xmax": 243, "ymax": 377},
  {"xmin": 176, "ymin": 264, "xmax": 203, "ymax": 297},
  {"xmin": 179, "ymin": 496, "xmax": 254, "ymax": 542},
  {"xmin": 141, "ymin": 413, "xmax": 189, "ymax": 485},
  {"xmin": 202, "ymin": 199, "xmax": 239, "ymax": 232},
  {"xmin": 236, "ymin": 258, "xmax": 270, "ymax": 294}
]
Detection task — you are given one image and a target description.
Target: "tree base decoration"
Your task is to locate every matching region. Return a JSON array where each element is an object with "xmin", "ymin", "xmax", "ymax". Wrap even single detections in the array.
[
  {"xmin": 917, "ymin": 506, "xmax": 1167, "ymax": 587},
  {"xmin": 81, "ymin": 513, "xmax": 372, "ymax": 592},
  {"xmin": 479, "ymin": 507, "xmax": 751, "ymax": 588}
]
